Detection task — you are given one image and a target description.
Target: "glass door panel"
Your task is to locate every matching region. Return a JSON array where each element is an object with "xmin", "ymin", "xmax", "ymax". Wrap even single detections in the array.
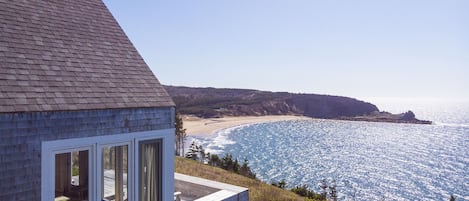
[
  {"xmin": 139, "ymin": 140, "xmax": 161, "ymax": 201},
  {"xmin": 102, "ymin": 145, "xmax": 128, "ymax": 201},
  {"xmin": 54, "ymin": 150, "xmax": 89, "ymax": 201}
]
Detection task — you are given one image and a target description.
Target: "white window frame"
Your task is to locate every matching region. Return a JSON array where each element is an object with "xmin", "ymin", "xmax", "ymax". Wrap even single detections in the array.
[
  {"xmin": 97, "ymin": 141, "xmax": 133, "ymax": 201},
  {"xmin": 41, "ymin": 129, "xmax": 174, "ymax": 201}
]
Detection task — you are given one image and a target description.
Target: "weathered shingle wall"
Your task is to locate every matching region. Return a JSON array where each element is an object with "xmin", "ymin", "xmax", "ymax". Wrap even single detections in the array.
[{"xmin": 0, "ymin": 107, "xmax": 174, "ymax": 201}]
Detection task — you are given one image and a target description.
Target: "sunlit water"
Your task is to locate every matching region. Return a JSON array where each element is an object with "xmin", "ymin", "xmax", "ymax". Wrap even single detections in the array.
[{"xmin": 192, "ymin": 101, "xmax": 469, "ymax": 200}]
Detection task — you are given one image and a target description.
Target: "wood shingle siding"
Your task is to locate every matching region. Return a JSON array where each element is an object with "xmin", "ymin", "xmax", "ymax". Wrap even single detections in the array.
[
  {"xmin": 0, "ymin": 107, "xmax": 174, "ymax": 200},
  {"xmin": 0, "ymin": 0, "xmax": 176, "ymax": 200}
]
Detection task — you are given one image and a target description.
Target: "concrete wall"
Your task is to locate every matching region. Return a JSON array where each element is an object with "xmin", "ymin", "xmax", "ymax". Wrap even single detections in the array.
[{"xmin": 0, "ymin": 107, "xmax": 174, "ymax": 201}]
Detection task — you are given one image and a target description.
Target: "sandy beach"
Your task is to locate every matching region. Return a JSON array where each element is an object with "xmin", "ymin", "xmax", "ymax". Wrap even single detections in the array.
[{"xmin": 183, "ymin": 115, "xmax": 311, "ymax": 136}]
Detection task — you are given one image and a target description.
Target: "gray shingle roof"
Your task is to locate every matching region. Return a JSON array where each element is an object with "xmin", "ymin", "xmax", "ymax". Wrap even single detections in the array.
[{"xmin": 0, "ymin": 0, "xmax": 175, "ymax": 113}]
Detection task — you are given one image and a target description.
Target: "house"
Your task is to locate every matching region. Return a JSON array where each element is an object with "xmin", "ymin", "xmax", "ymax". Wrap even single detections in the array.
[{"xmin": 0, "ymin": 0, "xmax": 175, "ymax": 200}]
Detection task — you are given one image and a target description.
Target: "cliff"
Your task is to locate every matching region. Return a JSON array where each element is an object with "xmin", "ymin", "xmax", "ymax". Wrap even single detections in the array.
[
  {"xmin": 164, "ymin": 85, "xmax": 378, "ymax": 118},
  {"xmin": 165, "ymin": 85, "xmax": 432, "ymax": 124}
]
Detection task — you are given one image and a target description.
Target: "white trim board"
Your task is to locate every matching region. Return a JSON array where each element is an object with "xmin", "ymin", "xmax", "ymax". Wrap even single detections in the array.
[
  {"xmin": 41, "ymin": 129, "xmax": 174, "ymax": 201},
  {"xmin": 175, "ymin": 173, "xmax": 248, "ymax": 201}
]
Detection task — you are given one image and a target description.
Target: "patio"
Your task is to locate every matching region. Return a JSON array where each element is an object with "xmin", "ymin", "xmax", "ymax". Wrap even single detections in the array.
[{"xmin": 175, "ymin": 173, "xmax": 248, "ymax": 201}]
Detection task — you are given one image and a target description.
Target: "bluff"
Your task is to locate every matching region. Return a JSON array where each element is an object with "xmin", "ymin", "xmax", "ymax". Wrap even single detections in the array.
[{"xmin": 164, "ymin": 85, "xmax": 379, "ymax": 119}]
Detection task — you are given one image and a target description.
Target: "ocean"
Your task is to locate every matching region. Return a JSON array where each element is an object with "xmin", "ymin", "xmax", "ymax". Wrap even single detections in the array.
[{"xmin": 193, "ymin": 100, "xmax": 469, "ymax": 200}]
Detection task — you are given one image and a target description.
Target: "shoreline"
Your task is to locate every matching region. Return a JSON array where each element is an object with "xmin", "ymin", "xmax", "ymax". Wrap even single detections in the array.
[
  {"xmin": 183, "ymin": 115, "xmax": 311, "ymax": 136},
  {"xmin": 182, "ymin": 114, "xmax": 433, "ymax": 137}
]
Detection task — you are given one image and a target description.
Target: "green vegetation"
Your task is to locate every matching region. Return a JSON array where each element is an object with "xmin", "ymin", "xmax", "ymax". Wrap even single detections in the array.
[
  {"xmin": 270, "ymin": 179, "xmax": 335, "ymax": 201},
  {"xmin": 185, "ymin": 141, "xmax": 257, "ymax": 179},
  {"xmin": 175, "ymin": 157, "xmax": 323, "ymax": 201},
  {"xmin": 271, "ymin": 179, "xmax": 287, "ymax": 189},
  {"xmin": 174, "ymin": 113, "xmax": 187, "ymax": 156},
  {"xmin": 209, "ymin": 153, "xmax": 257, "ymax": 179},
  {"xmin": 165, "ymin": 85, "xmax": 378, "ymax": 118},
  {"xmin": 291, "ymin": 185, "xmax": 326, "ymax": 200},
  {"xmin": 72, "ymin": 166, "xmax": 79, "ymax": 177},
  {"xmin": 184, "ymin": 141, "xmax": 205, "ymax": 161},
  {"xmin": 180, "ymin": 141, "xmax": 325, "ymax": 200},
  {"xmin": 450, "ymin": 194, "xmax": 456, "ymax": 201}
]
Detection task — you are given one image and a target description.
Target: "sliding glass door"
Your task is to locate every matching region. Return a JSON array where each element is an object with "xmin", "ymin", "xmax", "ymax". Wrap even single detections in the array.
[
  {"xmin": 102, "ymin": 145, "xmax": 128, "ymax": 201},
  {"xmin": 55, "ymin": 150, "xmax": 89, "ymax": 200},
  {"xmin": 139, "ymin": 140, "xmax": 162, "ymax": 201},
  {"xmin": 42, "ymin": 130, "xmax": 171, "ymax": 201}
]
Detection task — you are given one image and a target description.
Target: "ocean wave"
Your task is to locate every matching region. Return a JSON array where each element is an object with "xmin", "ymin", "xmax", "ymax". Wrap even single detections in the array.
[
  {"xmin": 434, "ymin": 122, "xmax": 469, "ymax": 128},
  {"xmin": 189, "ymin": 124, "xmax": 254, "ymax": 155},
  {"xmin": 221, "ymin": 119, "xmax": 469, "ymax": 200}
]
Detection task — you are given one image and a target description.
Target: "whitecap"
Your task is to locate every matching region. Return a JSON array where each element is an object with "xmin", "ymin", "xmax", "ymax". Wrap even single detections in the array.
[
  {"xmin": 434, "ymin": 122, "xmax": 469, "ymax": 128},
  {"xmin": 220, "ymin": 119, "xmax": 469, "ymax": 200},
  {"xmin": 192, "ymin": 124, "xmax": 256, "ymax": 155}
]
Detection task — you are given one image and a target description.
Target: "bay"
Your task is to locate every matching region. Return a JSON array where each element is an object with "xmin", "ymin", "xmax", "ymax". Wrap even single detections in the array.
[{"xmin": 196, "ymin": 101, "xmax": 469, "ymax": 200}]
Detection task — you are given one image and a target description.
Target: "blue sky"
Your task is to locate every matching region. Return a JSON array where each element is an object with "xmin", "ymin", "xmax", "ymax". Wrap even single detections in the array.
[{"xmin": 103, "ymin": 0, "xmax": 468, "ymax": 100}]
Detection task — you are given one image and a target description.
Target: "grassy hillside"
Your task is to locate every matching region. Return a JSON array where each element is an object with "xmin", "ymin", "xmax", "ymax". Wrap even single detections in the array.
[
  {"xmin": 175, "ymin": 157, "xmax": 319, "ymax": 201},
  {"xmin": 165, "ymin": 85, "xmax": 378, "ymax": 118}
]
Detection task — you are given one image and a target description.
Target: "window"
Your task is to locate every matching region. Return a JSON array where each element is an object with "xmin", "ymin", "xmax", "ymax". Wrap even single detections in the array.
[
  {"xmin": 102, "ymin": 145, "xmax": 128, "ymax": 201},
  {"xmin": 139, "ymin": 140, "xmax": 162, "ymax": 201},
  {"xmin": 41, "ymin": 130, "xmax": 173, "ymax": 201},
  {"xmin": 55, "ymin": 150, "xmax": 89, "ymax": 200}
]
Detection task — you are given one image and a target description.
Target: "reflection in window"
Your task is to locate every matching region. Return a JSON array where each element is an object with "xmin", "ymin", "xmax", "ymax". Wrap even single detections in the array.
[
  {"xmin": 55, "ymin": 150, "xmax": 89, "ymax": 200},
  {"xmin": 139, "ymin": 140, "xmax": 161, "ymax": 201},
  {"xmin": 102, "ymin": 145, "xmax": 128, "ymax": 201}
]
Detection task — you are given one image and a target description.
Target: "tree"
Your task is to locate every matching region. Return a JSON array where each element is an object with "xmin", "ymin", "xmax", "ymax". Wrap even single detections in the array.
[
  {"xmin": 209, "ymin": 154, "xmax": 221, "ymax": 167},
  {"xmin": 450, "ymin": 194, "xmax": 456, "ymax": 201},
  {"xmin": 239, "ymin": 159, "xmax": 256, "ymax": 179},
  {"xmin": 233, "ymin": 159, "xmax": 240, "ymax": 173},
  {"xmin": 291, "ymin": 184, "xmax": 310, "ymax": 197},
  {"xmin": 329, "ymin": 181, "xmax": 337, "ymax": 201},
  {"xmin": 185, "ymin": 141, "xmax": 208, "ymax": 163},
  {"xmin": 185, "ymin": 141, "xmax": 199, "ymax": 161},
  {"xmin": 221, "ymin": 154, "xmax": 234, "ymax": 171},
  {"xmin": 197, "ymin": 144, "xmax": 206, "ymax": 163},
  {"xmin": 175, "ymin": 113, "xmax": 187, "ymax": 156},
  {"xmin": 319, "ymin": 179, "xmax": 328, "ymax": 199},
  {"xmin": 271, "ymin": 179, "xmax": 287, "ymax": 189},
  {"xmin": 291, "ymin": 184, "xmax": 324, "ymax": 200},
  {"xmin": 319, "ymin": 178, "xmax": 338, "ymax": 201}
]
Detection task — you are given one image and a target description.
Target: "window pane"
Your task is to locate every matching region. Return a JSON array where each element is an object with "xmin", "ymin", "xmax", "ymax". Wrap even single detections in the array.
[
  {"xmin": 102, "ymin": 145, "xmax": 128, "ymax": 201},
  {"xmin": 139, "ymin": 140, "xmax": 161, "ymax": 201},
  {"xmin": 55, "ymin": 150, "xmax": 89, "ymax": 200}
]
